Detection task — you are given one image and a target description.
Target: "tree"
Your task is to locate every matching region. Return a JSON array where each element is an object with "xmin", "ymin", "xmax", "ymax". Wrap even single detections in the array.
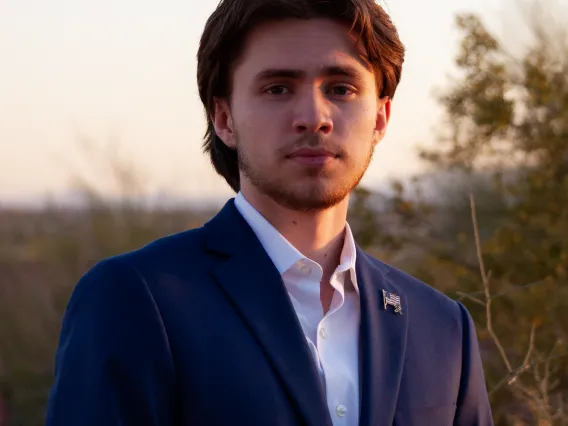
[{"xmin": 390, "ymin": 4, "xmax": 568, "ymax": 424}]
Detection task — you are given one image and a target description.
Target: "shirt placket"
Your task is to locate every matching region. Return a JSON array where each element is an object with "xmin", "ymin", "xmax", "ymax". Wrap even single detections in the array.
[{"xmin": 317, "ymin": 272, "xmax": 352, "ymax": 424}]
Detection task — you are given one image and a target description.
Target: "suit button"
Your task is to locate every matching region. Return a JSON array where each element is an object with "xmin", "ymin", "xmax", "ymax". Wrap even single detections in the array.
[{"xmin": 336, "ymin": 404, "xmax": 347, "ymax": 417}]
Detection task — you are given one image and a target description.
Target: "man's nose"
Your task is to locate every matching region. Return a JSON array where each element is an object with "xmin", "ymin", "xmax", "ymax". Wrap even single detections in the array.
[{"xmin": 292, "ymin": 87, "xmax": 333, "ymax": 135}]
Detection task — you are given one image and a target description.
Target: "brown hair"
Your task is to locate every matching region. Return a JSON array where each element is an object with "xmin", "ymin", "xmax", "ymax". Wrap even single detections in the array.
[{"xmin": 197, "ymin": 0, "xmax": 405, "ymax": 192}]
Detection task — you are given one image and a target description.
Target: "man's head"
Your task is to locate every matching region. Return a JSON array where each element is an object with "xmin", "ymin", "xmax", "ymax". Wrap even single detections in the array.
[{"xmin": 197, "ymin": 0, "xmax": 404, "ymax": 211}]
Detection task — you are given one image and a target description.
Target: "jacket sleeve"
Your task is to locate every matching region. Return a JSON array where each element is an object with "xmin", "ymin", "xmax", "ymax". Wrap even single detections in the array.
[
  {"xmin": 45, "ymin": 257, "xmax": 176, "ymax": 426},
  {"xmin": 453, "ymin": 302, "xmax": 494, "ymax": 426}
]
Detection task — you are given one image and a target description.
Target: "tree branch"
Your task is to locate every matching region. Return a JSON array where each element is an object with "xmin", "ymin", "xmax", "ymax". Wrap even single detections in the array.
[
  {"xmin": 456, "ymin": 291, "xmax": 486, "ymax": 307},
  {"xmin": 470, "ymin": 193, "xmax": 513, "ymax": 373}
]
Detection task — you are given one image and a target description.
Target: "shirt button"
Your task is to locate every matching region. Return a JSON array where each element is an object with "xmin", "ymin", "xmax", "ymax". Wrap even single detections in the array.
[
  {"xmin": 318, "ymin": 327, "xmax": 327, "ymax": 339},
  {"xmin": 336, "ymin": 404, "xmax": 347, "ymax": 417}
]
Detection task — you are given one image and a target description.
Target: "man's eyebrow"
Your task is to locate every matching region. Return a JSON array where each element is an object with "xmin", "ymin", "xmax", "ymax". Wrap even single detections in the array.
[
  {"xmin": 254, "ymin": 69, "xmax": 305, "ymax": 81},
  {"xmin": 253, "ymin": 65, "xmax": 364, "ymax": 82},
  {"xmin": 321, "ymin": 65, "xmax": 364, "ymax": 80}
]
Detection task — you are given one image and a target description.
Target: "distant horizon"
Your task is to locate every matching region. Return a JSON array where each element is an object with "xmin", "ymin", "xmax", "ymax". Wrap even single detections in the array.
[
  {"xmin": 1, "ymin": 166, "xmax": 495, "ymax": 210},
  {"xmin": 0, "ymin": 176, "xmax": 397, "ymax": 209}
]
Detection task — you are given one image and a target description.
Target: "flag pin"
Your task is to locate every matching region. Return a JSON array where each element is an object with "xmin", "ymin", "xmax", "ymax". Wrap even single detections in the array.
[{"xmin": 383, "ymin": 290, "xmax": 402, "ymax": 315}]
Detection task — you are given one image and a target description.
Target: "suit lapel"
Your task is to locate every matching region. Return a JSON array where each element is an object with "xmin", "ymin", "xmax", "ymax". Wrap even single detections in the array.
[
  {"xmin": 357, "ymin": 247, "xmax": 409, "ymax": 426},
  {"xmin": 204, "ymin": 200, "xmax": 332, "ymax": 426}
]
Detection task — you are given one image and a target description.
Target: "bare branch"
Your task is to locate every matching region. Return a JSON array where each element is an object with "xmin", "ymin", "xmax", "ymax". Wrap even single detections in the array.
[
  {"xmin": 523, "ymin": 321, "xmax": 537, "ymax": 368},
  {"xmin": 506, "ymin": 322, "xmax": 537, "ymax": 388},
  {"xmin": 470, "ymin": 193, "xmax": 490, "ymax": 286},
  {"xmin": 540, "ymin": 351, "xmax": 554, "ymax": 412},
  {"xmin": 490, "ymin": 373, "xmax": 513, "ymax": 397},
  {"xmin": 456, "ymin": 291, "xmax": 486, "ymax": 307},
  {"xmin": 470, "ymin": 193, "xmax": 513, "ymax": 373}
]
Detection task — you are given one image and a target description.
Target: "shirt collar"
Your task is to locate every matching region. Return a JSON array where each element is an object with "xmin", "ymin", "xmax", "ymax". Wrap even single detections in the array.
[
  {"xmin": 337, "ymin": 221, "xmax": 358, "ymax": 293},
  {"xmin": 234, "ymin": 192, "xmax": 303, "ymax": 275},
  {"xmin": 234, "ymin": 192, "xmax": 358, "ymax": 291}
]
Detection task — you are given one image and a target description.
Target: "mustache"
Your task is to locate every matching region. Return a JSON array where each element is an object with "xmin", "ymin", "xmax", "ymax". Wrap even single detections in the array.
[{"xmin": 281, "ymin": 134, "xmax": 345, "ymax": 157}]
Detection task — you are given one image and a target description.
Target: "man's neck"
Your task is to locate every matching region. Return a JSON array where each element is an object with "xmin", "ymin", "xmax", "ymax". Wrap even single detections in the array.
[{"xmin": 240, "ymin": 187, "xmax": 349, "ymax": 278}]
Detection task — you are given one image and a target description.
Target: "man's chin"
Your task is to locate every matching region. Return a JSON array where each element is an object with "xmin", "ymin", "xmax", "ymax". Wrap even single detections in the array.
[{"xmin": 267, "ymin": 185, "xmax": 351, "ymax": 212}]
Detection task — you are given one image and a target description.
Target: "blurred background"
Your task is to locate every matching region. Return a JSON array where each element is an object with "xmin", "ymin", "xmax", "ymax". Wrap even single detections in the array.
[{"xmin": 1, "ymin": 0, "xmax": 567, "ymax": 424}]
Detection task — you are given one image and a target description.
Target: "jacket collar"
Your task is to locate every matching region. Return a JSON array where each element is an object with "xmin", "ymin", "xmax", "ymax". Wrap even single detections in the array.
[{"xmin": 356, "ymin": 248, "xmax": 408, "ymax": 426}]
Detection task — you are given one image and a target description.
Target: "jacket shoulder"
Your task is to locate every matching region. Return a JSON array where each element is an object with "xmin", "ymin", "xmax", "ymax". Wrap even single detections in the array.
[
  {"xmin": 67, "ymin": 226, "xmax": 208, "ymax": 307},
  {"xmin": 87, "ymin": 226, "xmax": 207, "ymax": 276}
]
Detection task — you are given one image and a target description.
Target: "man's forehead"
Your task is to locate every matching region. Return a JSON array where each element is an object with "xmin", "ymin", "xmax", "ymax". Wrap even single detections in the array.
[
  {"xmin": 248, "ymin": 24, "xmax": 354, "ymax": 45},
  {"xmin": 236, "ymin": 20, "xmax": 372, "ymax": 78}
]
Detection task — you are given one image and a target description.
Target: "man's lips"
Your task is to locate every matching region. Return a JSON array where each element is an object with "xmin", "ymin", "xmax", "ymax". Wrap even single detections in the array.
[{"xmin": 287, "ymin": 148, "xmax": 338, "ymax": 165}]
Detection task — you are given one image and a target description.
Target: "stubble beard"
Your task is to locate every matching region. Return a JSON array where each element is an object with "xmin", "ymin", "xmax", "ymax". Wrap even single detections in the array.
[{"xmin": 236, "ymin": 134, "xmax": 375, "ymax": 212}]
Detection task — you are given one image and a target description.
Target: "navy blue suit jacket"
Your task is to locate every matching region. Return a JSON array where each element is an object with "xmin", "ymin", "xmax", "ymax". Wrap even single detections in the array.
[{"xmin": 46, "ymin": 199, "xmax": 493, "ymax": 425}]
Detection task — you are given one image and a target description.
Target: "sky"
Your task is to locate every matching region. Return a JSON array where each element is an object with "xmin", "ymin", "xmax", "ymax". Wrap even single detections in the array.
[{"xmin": 0, "ymin": 0, "xmax": 500, "ymax": 204}]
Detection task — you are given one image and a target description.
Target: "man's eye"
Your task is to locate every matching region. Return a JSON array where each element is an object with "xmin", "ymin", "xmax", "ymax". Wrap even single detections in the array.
[
  {"xmin": 265, "ymin": 86, "xmax": 289, "ymax": 95},
  {"xmin": 329, "ymin": 85, "xmax": 355, "ymax": 96}
]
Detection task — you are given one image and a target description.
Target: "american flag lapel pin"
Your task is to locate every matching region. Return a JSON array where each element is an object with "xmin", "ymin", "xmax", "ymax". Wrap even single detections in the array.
[{"xmin": 382, "ymin": 290, "xmax": 402, "ymax": 315}]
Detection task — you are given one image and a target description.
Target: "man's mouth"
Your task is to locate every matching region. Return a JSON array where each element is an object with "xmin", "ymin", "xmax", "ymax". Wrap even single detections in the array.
[{"xmin": 287, "ymin": 148, "xmax": 338, "ymax": 166}]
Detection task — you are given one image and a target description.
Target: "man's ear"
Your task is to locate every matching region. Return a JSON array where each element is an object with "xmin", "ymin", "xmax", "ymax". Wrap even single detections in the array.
[
  {"xmin": 211, "ymin": 97, "xmax": 237, "ymax": 149},
  {"xmin": 372, "ymin": 96, "xmax": 391, "ymax": 146}
]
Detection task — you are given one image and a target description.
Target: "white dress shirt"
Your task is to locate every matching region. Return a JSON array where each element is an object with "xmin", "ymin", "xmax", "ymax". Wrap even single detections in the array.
[{"xmin": 234, "ymin": 192, "xmax": 360, "ymax": 426}]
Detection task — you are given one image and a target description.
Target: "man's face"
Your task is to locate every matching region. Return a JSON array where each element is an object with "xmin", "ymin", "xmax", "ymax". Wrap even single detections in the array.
[{"xmin": 213, "ymin": 18, "xmax": 391, "ymax": 211}]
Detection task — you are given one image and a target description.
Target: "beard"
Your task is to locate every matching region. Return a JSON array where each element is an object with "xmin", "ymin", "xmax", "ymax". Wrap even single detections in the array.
[{"xmin": 236, "ymin": 133, "xmax": 375, "ymax": 212}]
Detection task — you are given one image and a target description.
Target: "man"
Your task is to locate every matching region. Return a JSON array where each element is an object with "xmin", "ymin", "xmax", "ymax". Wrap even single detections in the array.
[{"xmin": 46, "ymin": 0, "xmax": 493, "ymax": 425}]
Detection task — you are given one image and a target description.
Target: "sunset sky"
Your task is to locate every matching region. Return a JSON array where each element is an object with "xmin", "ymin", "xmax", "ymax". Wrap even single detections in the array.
[{"xmin": 1, "ymin": 0, "xmax": 505, "ymax": 204}]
